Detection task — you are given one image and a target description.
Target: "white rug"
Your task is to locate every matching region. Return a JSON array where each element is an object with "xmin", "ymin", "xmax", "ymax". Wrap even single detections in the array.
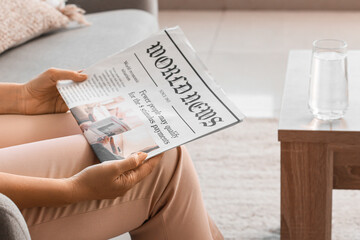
[{"xmin": 186, "ymin": 118, "xmax": 360, "ymax": 240}]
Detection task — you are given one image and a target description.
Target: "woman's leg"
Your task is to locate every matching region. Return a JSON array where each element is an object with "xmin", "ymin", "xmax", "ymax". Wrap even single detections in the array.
[
  {"xmin": 0, "ymin": 135, "xmax": 223, "ymax": 240},
  {"xmin": 0, "ymin": 113, "xmax": 81, "ymax": 148}
]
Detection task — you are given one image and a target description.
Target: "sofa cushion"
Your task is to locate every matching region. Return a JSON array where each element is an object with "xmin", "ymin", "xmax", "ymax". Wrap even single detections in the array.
[
  {"xmin": 0, "ymin": 193, "xmax": 31, "ymax": 240},
  {"xmin": 0, "ymin": 9, "xmax": 158, "ymax": 83}
]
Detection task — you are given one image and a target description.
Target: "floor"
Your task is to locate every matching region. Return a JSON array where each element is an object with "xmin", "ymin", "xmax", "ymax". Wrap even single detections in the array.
[{"xmin": 159, "ymin": 10, "xmax": 360, "ymax": 118}]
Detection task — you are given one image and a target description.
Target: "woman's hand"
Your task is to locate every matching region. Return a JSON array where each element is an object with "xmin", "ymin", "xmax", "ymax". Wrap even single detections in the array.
[
  {"xmin": 67, "ymin": 152, "xmax": 162, "ymax": 201},
  {"xmin": 21, "ymin": 68, "xmax": 87, "ymax": 114},
  {"xmin": 0, "ymin": 153, "xmax": 161, "ymax": 209},
  {"xmin": 80, "ymin": 121, "xmax": 92, "ymax": 131}
]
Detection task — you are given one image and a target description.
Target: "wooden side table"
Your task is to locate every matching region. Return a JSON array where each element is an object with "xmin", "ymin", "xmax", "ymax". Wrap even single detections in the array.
[{"xmin": 278, "ymin": 50, "xmax": 360, "ymax": 240}]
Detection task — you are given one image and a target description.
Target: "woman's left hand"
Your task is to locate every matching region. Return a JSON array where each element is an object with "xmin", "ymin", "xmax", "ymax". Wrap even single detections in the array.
[
  {"xmin": 21, "ymin": 68, "xmax": 87, "ymax": 114},
  {"xmin": 67, "ymin": 152, "xmax": 162, "ymax": 201}
]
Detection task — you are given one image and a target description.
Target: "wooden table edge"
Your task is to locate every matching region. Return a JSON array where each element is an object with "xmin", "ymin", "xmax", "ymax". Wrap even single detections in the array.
[{"xmin": 278, "ymin": 129, "xmax": 360, "ymax": 144}]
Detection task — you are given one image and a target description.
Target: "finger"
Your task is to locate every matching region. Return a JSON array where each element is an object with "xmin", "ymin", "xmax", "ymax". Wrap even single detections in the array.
[
  {"xmin": 58, "ymin": 102, "xmax": 69, "ymax": 113},
  {"xmin": 44, "ymin": 68, "xmax": 88, "ymax": 83},
  {"xmin": 55, "ymin": 95, "xmax": 69, "ymax": 113},
  {"xmin": 124, "ymin": 154, "xmax": 162, "ymax": 187},
  {"xmin": 114, "ymin": 152, "xmax": 147, "ymax": 174}
]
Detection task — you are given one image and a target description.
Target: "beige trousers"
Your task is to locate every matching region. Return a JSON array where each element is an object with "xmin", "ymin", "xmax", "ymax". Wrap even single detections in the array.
[{"xmin": 0, "ymin": 113, "xmax": 223, "ymax": 240}]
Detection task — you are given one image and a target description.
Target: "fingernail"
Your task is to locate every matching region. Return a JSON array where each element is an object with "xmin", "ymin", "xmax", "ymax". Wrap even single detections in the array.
[
  {"xmin": 79, "ymin": 73, "xmax": 87, "ymax": 78},
  {"xmin": 77, "ymin": 69, "xmax": 84, "ymax": 73}
]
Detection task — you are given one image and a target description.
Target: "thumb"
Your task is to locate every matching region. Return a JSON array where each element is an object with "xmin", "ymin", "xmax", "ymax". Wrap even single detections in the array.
[
  {"xmin": 115, "ymin": 152, "xmax": 148, "ymax": 174},
  {"xmin": 44, "ymin": 68, "xmax": 88, "ymax": 83}
]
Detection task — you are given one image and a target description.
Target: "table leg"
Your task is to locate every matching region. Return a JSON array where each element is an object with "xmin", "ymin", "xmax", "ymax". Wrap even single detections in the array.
[{"xmin": 281, "ymin": 142, "xmax": 333, "ymax": 240}]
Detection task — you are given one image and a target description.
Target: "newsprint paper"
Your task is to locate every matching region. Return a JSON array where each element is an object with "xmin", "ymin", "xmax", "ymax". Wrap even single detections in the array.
[{"xmin": 57, "ymin": 27, "xmax": 245, "ymax": 162}]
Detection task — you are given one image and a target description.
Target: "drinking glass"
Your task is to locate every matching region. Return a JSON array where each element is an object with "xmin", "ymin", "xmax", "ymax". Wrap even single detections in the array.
[{"xmin": 308, "ymin": 39, "xmax": 348, "ymax": 120}]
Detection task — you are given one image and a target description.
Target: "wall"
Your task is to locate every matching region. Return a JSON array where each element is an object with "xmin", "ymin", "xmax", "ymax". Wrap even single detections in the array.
[{"xmin": 159, "ymin": 0, "xmax": 360, "ymax": 10}]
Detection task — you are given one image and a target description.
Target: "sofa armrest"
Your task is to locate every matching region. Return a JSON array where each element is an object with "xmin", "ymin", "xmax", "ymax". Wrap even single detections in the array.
[
  {"xmin": 67, "ymin": 0, "xmax": 158, "ymax": 16},
  {"xmin": 0, "ymin": 194, "xmax": 31, "ymax": 240}
]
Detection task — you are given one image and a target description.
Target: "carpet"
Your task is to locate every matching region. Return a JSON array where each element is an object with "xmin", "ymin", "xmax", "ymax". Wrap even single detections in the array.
[{"xmin": 185, "ymin": 118, "xmax": 360, "ymax": 240}]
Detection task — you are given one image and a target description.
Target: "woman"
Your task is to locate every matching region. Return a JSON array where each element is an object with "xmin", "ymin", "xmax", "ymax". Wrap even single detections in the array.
[{"xmin": 0, "ymin": 68, "xmax": 223, "ymax": 240}]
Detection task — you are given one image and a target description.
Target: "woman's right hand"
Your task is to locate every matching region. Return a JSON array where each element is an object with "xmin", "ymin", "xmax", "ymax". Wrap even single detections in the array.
[
  {"xmin": 79, "ymin": 121, "xmax": 92, "ymax": 132},
  {"xmin": 66, "ymin": 152, "xmax": 161, "ymax": 202}
]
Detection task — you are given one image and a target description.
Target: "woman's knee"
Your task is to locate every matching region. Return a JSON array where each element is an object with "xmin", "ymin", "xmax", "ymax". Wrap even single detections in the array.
[
  {"xmin": 121, "ymin": 145, "xmax": 201, "ymax": 215},
  {"xmin": 145, "ymin": 146, "xmax": 202, "ymax": 212},
  {"xmin": 151, "ymin": 146, "xmax": 199, "ymax": 190}
]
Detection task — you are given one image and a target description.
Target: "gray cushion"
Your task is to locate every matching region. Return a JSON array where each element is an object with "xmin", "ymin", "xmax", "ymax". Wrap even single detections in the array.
[
  {"xmin": 0, "ymin": 193, "xmax": 30, "ymax": 240},
  {"xmin": 67, "ymin": 0, "xmax": 158, "ymax": 16},
  {"xmin": 0, "ymin": 9, "xmax": 158, "ymax": 83}
]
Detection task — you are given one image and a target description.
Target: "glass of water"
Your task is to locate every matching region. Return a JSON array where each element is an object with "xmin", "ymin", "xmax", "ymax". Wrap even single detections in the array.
[{"xmin": 308, "ymin": 39, "xmax": 348, "ymax": 120}]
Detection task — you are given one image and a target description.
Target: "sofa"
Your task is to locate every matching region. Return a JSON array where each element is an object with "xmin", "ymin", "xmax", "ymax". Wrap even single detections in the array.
[
  {"xmin": 0, "ymin": 0, "xmax": 158, "ymax": 84},
  {"xmin": 0, "ymin": 1, "xmax": 158, "ymax": 239}
]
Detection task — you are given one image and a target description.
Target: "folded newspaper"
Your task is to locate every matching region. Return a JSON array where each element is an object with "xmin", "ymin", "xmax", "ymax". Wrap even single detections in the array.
[{"xmin": 57, "ymin": 27, "xmax": 245, "ymax": 162}]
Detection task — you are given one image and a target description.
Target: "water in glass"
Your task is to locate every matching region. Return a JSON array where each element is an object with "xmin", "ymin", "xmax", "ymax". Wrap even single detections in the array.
[{"xmin": 308, "ymin": 41, "xmax": 348, "ymax": 120}]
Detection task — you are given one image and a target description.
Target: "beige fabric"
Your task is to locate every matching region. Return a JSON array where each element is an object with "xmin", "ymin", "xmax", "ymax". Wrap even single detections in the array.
[
  {"xmin": 0, "ymin": 113, "xmax": 223, "ymax": 240},
  {"xmin": 0, "ymin": 0, "xmax": 69, "ymax": 54}
]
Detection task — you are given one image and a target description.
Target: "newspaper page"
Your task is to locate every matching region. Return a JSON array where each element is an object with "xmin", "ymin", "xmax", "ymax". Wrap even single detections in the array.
[{"xmin": 57, "ymin": 26, "xmax": 245, "ymax": 162}]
